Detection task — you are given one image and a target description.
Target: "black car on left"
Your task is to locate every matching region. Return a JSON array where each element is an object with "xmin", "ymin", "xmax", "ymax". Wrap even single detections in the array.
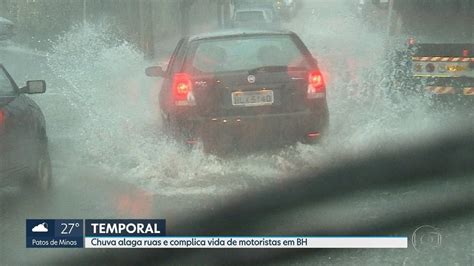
[{"xmin": 0, "ymin": 64, "xmax": 51, "ymax": 192}]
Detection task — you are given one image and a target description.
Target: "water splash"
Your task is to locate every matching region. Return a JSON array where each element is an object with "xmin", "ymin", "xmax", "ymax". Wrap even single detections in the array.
[
  {"xmin": 45, "ymin": 16, "xmax": 442, "ymax": 196},
  {"xmin": 46, "ymin": 23, "xmax": 307, "ymax": 195}
]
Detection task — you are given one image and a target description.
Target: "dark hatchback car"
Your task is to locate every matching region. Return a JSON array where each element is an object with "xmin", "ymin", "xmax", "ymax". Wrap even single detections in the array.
[
  {"xmin": 146, "ymin": 30, "xmax": 329, "ymax": 153},
  {"xmin": 0, "ymin": 64, "xmax": 51, "ymax": 191}
]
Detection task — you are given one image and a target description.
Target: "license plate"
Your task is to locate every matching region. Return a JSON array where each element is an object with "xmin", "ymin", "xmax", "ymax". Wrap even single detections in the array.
[{"xmin": 232, "ymin": 90, "xmax": 274, "ymax": 107}]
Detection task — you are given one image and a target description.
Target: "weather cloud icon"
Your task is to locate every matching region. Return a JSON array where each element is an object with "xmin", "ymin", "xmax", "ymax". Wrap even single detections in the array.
[{"xmin": 32, "ymin": 222, "xmax": 49, "ymax": 233}]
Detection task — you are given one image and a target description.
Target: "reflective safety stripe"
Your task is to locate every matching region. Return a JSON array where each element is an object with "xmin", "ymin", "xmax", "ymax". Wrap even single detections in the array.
[
  {"xmin": 425, "ymin": 87, "xmax": 474, "ymax": 95},
  {"xmin": 413, "ymin": 57, "xmax": 474, "ymax": 62},
  {"xmin": 425, "ymin": 86, "xmax": 455, "ymax": 94},
  {"xmin": 464, "ymin": 87, "xmax": 474, "ymax": 96},
  {"xmin": 414, "ymin": 74, "xmax": 452, "ymax": 78}
]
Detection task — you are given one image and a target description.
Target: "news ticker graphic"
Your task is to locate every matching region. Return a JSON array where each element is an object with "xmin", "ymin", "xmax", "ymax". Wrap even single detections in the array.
[
  {"xmin": 27, "ymin": 219, "xmax": 165, "ymax": 248},
  {"xmin": 84, "ymin": 236, "xmax": 407, "ymax": 249},
  {"xmin": 85, "ymin": 219, "xmax": 166, "ymax": 237},
  {"xmin": 27, "ymin": 219, "xmax": 407, "ymax": 249},
  {"xmin": 26, "ymin": 219, "xmax": 84, "ymax": 248}
]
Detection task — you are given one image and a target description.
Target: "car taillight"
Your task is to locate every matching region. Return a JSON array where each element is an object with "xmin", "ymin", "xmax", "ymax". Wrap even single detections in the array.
[
  {"xmin": 172, "ymin": 73, "xmax": 195, "ymax": 106},
  {"xmin": 0, "ymin": 109, "xmax": 5, "ymax": 132},
  {"xmin": 307, "ymin": 70, "xmax": 325, "ymax": 99}
]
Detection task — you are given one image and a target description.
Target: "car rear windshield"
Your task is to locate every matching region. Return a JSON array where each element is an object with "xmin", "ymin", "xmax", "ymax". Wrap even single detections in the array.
[
  {"xmin": 0, "ymin": 69, "xmax": 15, "ymax": 95},
  {"xmin": 235, "ymin": 11, "xmax": 266, "ymax": 22},
  {"xmin": 188, "ymin": 35, "xmax": 310, "ymax": 74}
]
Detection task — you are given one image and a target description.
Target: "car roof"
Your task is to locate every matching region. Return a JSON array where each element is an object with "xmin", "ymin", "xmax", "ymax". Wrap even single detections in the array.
[{"xmin": 187, "ymin": 30, "xmax": 295, "ymax": 42}]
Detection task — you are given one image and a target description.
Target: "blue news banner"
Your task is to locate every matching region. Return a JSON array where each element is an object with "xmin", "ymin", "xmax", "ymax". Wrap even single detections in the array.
[
  {"xmin": 27, "ymin": 219, "xmax": 166, "ymax": 248},
  {"xmin": 27, "ymin": 219, "xmax": 407, "ymax": 248},
  {"xmin": 26, "ymin": 219, "xmax": 84, "ymax": 248}
]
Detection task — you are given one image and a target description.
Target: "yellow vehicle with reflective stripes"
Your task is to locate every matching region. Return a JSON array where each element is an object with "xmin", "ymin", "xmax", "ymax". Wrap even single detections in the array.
[{"xmin": 384, "ymin": 0, "xmax": 474, "ymax": 102}]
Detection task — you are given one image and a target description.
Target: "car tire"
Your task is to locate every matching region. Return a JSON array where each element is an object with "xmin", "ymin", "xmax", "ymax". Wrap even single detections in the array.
[
  {"xmin": 161, "ymin": 113, "xmax": 172, "ymax": 136},
  {"xmin": 36, "ymin": 150, "xmax": 52, "ymax": 192},
  {"xmin": 27, "ymin": 146, "xmax": 52, "ymax": 193}
]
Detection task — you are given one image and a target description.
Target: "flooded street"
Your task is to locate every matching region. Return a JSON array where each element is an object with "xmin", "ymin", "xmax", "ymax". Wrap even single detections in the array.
[{"xmin": 1, "ymin": 0, "xmax": 473, "ymax": 265}]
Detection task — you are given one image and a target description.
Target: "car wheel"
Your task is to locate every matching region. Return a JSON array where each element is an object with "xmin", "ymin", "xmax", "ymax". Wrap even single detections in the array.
[
  {"xmin": 27, "ymin": 147, "xmax": 52, "ymax": 193},
  {"xmin": 35, "ymin": 150, "xmax": 52, "ymax": 192},
  {"xmin": 161, "ymin": 113, "xmax": 172, "ymax": 135}
]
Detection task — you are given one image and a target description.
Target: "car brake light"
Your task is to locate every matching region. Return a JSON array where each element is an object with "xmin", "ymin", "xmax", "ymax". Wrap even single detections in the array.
[
  {"xmin": 0, "ymin": 109, "xmax": 5, "ymax": 132},
  {"xmin": 307, "ymin": 132, "xmax": 320, "ymax": 139},
  {"xmin": 172, "ymin": 73, "xmax": 195, "ymax": 106},
  {"xmin": 0, "ymin": 109, "xmax": 5, "ymax": 123},
  {"xmin": 307, "ymin": 70, "xmax": 325, "ymax": 99}
]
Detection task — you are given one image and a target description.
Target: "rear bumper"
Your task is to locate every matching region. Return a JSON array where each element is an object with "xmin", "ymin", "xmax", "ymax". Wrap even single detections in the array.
[{"xmin": 182, "ymin": 110, "xmax": 329, "ymax": 149}]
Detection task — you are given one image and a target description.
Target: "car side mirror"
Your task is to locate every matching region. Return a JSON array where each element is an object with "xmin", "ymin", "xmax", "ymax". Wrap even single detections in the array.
[
  {"xmin": 22, "ymin": 80, "xmax": 46, "ymax": 94},
  {"xmin": 145, "ymin": 66, "xmax": 166, "ymax": 77}
]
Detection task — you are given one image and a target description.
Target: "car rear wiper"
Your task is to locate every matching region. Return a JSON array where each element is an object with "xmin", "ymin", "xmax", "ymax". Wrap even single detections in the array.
[{"xmin": 248, "ymin": 66, "xmax": 306, "ymax": 74}]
